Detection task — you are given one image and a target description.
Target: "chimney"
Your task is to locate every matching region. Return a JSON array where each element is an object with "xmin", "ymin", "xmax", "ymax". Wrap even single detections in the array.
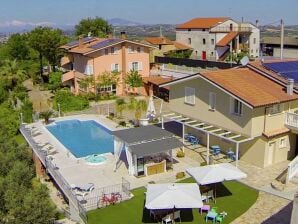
[
  {"xmin": 120, "ymin": 31, "xmax": 126, "ymax": 39},
  {"xmin": 255, "ymin": 20, "xmax": 259, "ymax": 28},
  {"xmin": 287, "ymin": 79, "xmax": 294, "ymax": 95},
  {"xmin": 78, "ymin": 35, "xmax": 84, "ymax": 48}
]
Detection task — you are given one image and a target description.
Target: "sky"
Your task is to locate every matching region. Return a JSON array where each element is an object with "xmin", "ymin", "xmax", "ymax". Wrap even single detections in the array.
[{"xmin": 0, "ymin": 0, "xmax": 298, "ymax": 26}]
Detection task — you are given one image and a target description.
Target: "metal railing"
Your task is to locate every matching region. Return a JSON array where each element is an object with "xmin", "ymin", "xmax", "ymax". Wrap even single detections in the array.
[
  {"xmin": 210, "ymin": 26, "xmax": 252, "ymax": 33},
  {"xmin": 285, "ymin": 112, "xmax": 298, "ymax": 128},
  {"xmin": 20, "ymin": 124, "xmax": 132, "ymax": 223},
  {"xmin": 287, "ymin": 155, "xmax": 298, "ymax": 183}
]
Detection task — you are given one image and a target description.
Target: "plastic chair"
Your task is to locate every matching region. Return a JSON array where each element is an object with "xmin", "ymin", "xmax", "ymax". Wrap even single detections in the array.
[
  {"xmin": 211, "ymin": 207, "xmax": 218, "ymax": 213},
  {"xmin": 216, "ymin": 214, "xmax": 224, "ymax": 223},
  {"xmin": 162, "ymin": 215, "xmax": 173, "ymax": 224}
]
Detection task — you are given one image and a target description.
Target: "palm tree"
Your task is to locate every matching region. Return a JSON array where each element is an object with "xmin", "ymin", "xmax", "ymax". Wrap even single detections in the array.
[
  {"xmin": 127, "ymin": 97, "xmax": 147, "ymax": 125},
  {"xmin": 40, "ymin": 110, "xmax": 54, "ymax": 124},
  {"xmin": 115, "ymin": 98, "xmax": 126, "ymax": 118},
  {"xmin": 0, "ymin": 59, "xmax": 26, "ymax": 90}
]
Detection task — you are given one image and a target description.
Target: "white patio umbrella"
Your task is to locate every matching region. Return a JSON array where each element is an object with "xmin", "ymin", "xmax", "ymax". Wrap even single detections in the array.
[
  {"xmin": 145, "ymin": 183, "xmax": 203, "ymax": 210},
  {"xmin": 186, "ymin": 163, "xmax": 247, "ymax": 185},
  {"xmin": 146, "ymin": 95, "xmax": 156, "ymax": 120},
  {"xmin": 186, "ymin": 163, "xmax": 247, "ymax": 201}
]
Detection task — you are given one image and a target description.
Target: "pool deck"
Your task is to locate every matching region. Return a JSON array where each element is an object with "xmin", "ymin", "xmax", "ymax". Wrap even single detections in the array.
[{"xmin": 27, "ymin": 114, "xmax": 200, "ymax": 191}]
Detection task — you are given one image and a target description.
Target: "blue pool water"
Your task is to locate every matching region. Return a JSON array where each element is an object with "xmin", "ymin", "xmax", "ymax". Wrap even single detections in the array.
[{"xmin": 47, "ymin": 119, "xmax": 114, "ymax": 158}]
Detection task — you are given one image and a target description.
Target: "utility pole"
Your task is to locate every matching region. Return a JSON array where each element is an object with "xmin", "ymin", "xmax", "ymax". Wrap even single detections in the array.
[
  {"xmin": 159, "ymin": 26, "xmax": 162, "ymax": 37},
  {"xmin": 280, "ymin": 19, "xmax": 284, "ymax": 60}
]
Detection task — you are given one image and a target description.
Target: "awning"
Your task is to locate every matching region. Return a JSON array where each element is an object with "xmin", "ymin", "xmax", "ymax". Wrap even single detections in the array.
[
  {"xmin": 62, "ymin": 70, "xmax": 86, "ymax": 83},
  {"xmin": 113, "ymin": 125, "xmax": 174, "ymax": 144},
  {"xmin": 129, "ymin": 137, "xmax": 183, "ymax": 157},
  {"xmin": 216, "ymin": 31, "xmax": 238, "ymax": 47},
  {"xmin": 145, "ymin": 183, "xmax": 203, "ymax": 209}
]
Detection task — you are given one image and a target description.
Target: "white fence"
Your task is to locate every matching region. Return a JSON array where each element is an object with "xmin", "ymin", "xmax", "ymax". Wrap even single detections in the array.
[
  {"xmin": 285, "ymin": 112, "xmax": 298, "ymax": 128},
  {"xmin": 288, "ymin": 155, "xmax": 298, "ymax": 183}
]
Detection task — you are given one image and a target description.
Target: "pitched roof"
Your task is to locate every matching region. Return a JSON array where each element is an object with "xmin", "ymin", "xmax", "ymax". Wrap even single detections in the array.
[
  {"xmin": 143, "ymin": 76, "xmax": 173, "ymax": 85},
  {"xmin": 176, "ymin": 17, "xmax": 229, "ymax": 29},
  {"xmin": 200, "ymin": 67, "xmax": 298, "ymax": 108},
  {"xmin": 216, "ymin": 32, "xmax": 238, "ymax": 47},
  {"xmin": 61, "ymin": 37, "xmax": 155, "ymax": 55},
  {"xmin": 144, "ymin": 37, "xmax": 173, "ymax": 45},
  {"xmin": 172, "ymin": 41, "xmax": 192, "ymax": 50}
]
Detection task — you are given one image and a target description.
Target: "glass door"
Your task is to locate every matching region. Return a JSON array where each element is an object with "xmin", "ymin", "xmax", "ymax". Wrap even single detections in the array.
[{"xmin": 137, "ymin": 157, "xmax": 145, "ymax": 176}]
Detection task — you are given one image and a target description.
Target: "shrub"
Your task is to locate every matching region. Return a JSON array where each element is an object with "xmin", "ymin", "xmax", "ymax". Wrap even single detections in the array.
[
  {"xmin": 176, "ymin": 172, "xmax": 185, "ymax": 179},
  {"xmin": 54, "ymin": 88, "xmax": 89, "ymax": 112},
  {"xmin": 20, "ymin": 100, "xmax": 33, "ymax": 123},
  {"xmin": 118, "ymin": 120, "xmax": 126, "ymax": 127},
  {"xmin": 48, "ymin": 72, "xmax": 62, "ymax": 91},
  {"xmin": 176, "ymin": 150, "xmax": 185, "ymax": 158}
]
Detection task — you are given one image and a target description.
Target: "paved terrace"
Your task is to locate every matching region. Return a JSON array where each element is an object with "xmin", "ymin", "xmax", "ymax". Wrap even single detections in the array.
[{"xmin": 26, "ymin": 114, "xmax": 200, "ymax": 190}]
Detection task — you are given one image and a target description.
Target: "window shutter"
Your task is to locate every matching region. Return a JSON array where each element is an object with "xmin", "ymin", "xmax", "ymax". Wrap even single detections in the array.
[
  {"xmin": 138, "ymin": 62, "xmax": 143, "ymax": 71},
  {"xmin": 140, "ymin": 47, "xmax": 144, "ymax": 53},
  {"xmin": 209, "ymin": 92, "xmax": 216, "ymax": 109},
  {"xmin": 128, "ymin": 62, "xmax": 133, "ymax": 71},
  {"xmin": 111, "ymin": 63, "xmax": 115, "ymax": 71}
]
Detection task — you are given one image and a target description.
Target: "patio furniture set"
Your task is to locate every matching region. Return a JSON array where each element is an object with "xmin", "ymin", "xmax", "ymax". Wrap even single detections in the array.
[
  {"xmin": 200, "ymin": 206, "xmax": 227, "ymax": 223},
  {"xmin": 185, "ymin": 133, "xmax": 238, "ymax": 161}
]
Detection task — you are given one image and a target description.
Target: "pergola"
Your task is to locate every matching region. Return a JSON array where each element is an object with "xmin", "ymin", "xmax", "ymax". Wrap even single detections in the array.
[
  {"xmin": 113, "ymin": 125, "xmax": 183, "ymax": 176},
  {"xmin": 161, "ymin": 112, "xmax": 254, "ymax": 167}
]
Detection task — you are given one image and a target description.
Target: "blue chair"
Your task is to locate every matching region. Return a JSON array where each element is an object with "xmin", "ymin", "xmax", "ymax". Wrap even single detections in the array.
[{"xmin": 189, "ymin": 136, "xmax": 200, "ymax": 145}]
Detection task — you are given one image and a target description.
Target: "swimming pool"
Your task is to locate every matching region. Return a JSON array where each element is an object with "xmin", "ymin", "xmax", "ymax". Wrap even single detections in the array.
[{"xmin": 46, "ymin": 119, "xmax": 114, "ymax": 158}]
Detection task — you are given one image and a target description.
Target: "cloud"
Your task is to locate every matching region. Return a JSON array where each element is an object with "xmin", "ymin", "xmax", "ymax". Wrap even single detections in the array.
[{"xmin": 0, "ymin": 20, "xmax": 56, "ymax": 27}]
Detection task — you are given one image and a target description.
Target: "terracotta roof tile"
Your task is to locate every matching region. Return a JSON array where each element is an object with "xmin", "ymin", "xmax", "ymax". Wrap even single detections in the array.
[
  {"xmin": 216, "ymin": 32, "xmax": 238, "ymax": 47},
  {"xmin": 200, "ymin": 67, "xmax": 298, "ymax": 108},
  {"xmin": 177, "ymin": 17, "xmax": 229, "ymax": 29},
  {"xmin": 172, "ymin": 41, "xmax": 192, "ymax": 50},
  {"xmin": 143, "ymin": 76, "xmax": 172, "ymax": 85},
  {"xmin": 144, "ymin": 37, "xmax": 173, "ymax": 45}
]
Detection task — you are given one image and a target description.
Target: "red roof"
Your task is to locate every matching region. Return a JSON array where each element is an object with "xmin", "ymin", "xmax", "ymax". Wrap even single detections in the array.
[
  {"xmin": 216, "ymin": 32, "xmax": 238, "ymax": 47},
  {"xmin": 144, "ymin": 37, "xmax": 173, "ymax": 45},
  {"xmin": 177, "ymin": 17, "xmax": 229, "ymax": 29}
]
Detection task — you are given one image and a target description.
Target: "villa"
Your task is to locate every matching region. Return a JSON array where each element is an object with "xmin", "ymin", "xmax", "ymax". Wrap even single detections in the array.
[
  {"xmin": 176, "ymin": 17, "xmax": 260, "ymax": 60},
  {"xmin": 60, "ymin": 33, "xmax": 155, "ymax": 96},
  {"xmin": 160, "ymin": 60, "xmax": 298, "ymax": 168}
]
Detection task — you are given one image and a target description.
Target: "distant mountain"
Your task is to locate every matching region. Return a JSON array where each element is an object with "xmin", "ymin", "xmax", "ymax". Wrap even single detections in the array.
[
  {"xmin": 108, "ymin": 18, "xmax": 142, "ymax": 26},
  {"xmin": 0, "ymin": 20, "xmax": 74, "ymax": 33}
]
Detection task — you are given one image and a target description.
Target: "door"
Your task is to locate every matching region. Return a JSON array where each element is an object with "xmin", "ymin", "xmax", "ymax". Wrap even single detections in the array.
[
  {"xmin": 268, "ymin": 142, "xmax": 275, "ymax": 165},
  {"xmin": 202, "ymin": 51, "xmax": 207, "ymax": 60},
  {"xmin": 137, "ymin": 157, "xmax": 145, "ymax": 176}
]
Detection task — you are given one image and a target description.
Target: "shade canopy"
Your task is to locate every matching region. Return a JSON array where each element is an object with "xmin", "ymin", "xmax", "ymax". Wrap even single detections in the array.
[
  {"xmin": 145, "ymin": 183, "xmax": 203, "ymax": 209},
  {"xmin": 113, "ymin": 125, "xmax": 174, "ymax": 144},
  {"xmin": 129, "ymin": 137, "xmax": 182, "ymax": 157},
  {"xmin": 186, "ymin": 163, "xmax": 247, "ymax": 185}
]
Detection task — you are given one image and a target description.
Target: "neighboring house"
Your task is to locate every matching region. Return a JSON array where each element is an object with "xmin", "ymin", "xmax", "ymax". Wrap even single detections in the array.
[
  {"xmin": 261, "ymin": 36, "xmax": 298, "ymax": 59},
  {"xmin": 143, "ymin": 36, "xmax": 192, "ymax": 63},
  {"xmin": 60, "ymin": 34, "xmax": 154, "ymax": 95},
  {"xmin": 176, "ymin": 17, "xmax": 260, "ymax": 61},
  {"xmin": 160, "ymin": 60, "xmax": 298, "ymax": 168}
]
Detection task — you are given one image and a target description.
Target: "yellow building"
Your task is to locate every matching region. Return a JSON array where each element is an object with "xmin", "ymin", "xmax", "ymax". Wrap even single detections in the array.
[
  {"xmin": 143, "ymin": 36, "xmax": 192, "ymax": 63},
  {"xmin": 160, "ymin": 61, "xmax": 298, "ymax": 168}
]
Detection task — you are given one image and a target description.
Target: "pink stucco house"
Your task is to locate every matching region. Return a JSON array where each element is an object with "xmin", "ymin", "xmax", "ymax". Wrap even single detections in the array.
[{"xmin": 60, "ymin": 33, "xmax": 154, "ymax": 95}]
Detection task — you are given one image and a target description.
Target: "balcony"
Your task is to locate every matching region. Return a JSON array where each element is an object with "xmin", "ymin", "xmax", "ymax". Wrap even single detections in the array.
[
  {"xmin": 210, "ymin": 26, "xmax": 252, "ymax": 33},
  {"xmin": 285, "ymin": 112, "xmax": 298, "ymax": 129}
]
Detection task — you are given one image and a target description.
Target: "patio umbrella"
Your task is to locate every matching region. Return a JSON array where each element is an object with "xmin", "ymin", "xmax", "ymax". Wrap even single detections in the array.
[
  {"xmin": 145, "ymin": 183, "xmax": 203, "ymax": 210},
  {"xmin": 186, "ymin": 163, "xmax": 247, "ymax": 201},
  {"xmin": 146, "ymin": 95, "xmax": 156, "ymax": 120}
]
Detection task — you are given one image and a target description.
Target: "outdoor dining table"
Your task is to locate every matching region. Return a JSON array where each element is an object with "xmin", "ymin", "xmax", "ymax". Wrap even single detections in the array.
[{"xmin": 150, "ymin": 209, "xmax": 171, "ymax": 221}]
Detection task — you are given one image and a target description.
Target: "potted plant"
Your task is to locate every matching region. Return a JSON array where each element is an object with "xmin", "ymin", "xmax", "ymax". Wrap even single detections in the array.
[
  {"xmin": 127, "ymin": 97, "xmax": 147, "ymax": 126},
  {"xmin": 40, "ymin": 110, "xmax": 54, "ymax": 124}
]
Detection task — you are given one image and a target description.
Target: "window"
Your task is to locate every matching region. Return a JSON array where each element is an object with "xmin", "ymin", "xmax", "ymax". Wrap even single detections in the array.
[
  {"xmin": 253, "ymin": 38, "xmax": 256, "ymax": 44},
  {"xmin": 128, "ymin": 45, "xmax": 135, "ymax": 53},
  {"xmin": 202, "ymin": 29, "xmax": 206, "ymax": 32},
  {"xmin": 105, "ymin": 48, "xmax": 109, "ymax": 55},
  {"xmin": 269, "ymin": 104, "xmax": 283, "ymax": 115},
  {"xmin": 203, "ymin": 38, "xmax": 206, "ymax": 45},
  {"xmin": 279, "ymin": 138, "xmax": 286, "ymax": 148},
  {"xmin": 231, "ymin": 98, "xmax": 243, "ymax": 115},
  {"xmin": 211, "ymin": 39, "xmax": 215, "ymax": 45},
  {"xmin": 188, "ymin": 38, "xmax": 191, "ymax": 45},
  {"xmin": 129, "ymin": 62, "xmax": 142, "ymax": 71},
  {"xmin": 96, "ymin": 84, "xmax": 116, "ymax": 94},
  {"xmin": 111, "ymin": 47, "xmax": 115, "ymax": 54},
  {"xmin": 111, "ymin": 63, "xmax": 119, "ymax": 72},
  {"xmin": 137, "ymin": 47, "xmax": 141, "ymax": 53},
  {"xmin": 159, "ymin": 44, "xmax": 162, "ymax": 50},
  {"xmin": 211, "ymin": 51, "xmax": 214, "ymax": 56},
  {"xmin": 188, "ymin": 29, "xmax": 191, "ymax": 32},
  {"xmin": 209, "ymin": 92, "xmax": 216, "ymax": 110},
  {"xmin": 184, "ymin": 87, "xmax": 195, "ymax": 105},
  {"xmin": 84, "ymin": 64, "xmax": 93, "ymax": 75}
]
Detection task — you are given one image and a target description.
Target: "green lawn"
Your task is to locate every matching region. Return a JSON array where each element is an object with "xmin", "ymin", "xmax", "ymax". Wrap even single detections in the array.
[{"xmin": 87, "ymin": 179, "xmax": 258, "ymax": 224}]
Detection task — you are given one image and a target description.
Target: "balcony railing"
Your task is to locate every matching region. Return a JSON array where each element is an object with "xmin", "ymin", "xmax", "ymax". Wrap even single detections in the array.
[
  {"xmin": 285, "ymin": 112, "xmax": 298, "ymax": 128},
  {"xmin": 211, "ymin": 26, "xmax": 252, "ymax": 33}
]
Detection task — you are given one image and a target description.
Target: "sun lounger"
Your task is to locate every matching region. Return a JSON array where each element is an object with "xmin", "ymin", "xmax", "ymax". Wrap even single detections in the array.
[{"xmin": 75, "ymin": 183, "xmax": 95, "ymax": 192}]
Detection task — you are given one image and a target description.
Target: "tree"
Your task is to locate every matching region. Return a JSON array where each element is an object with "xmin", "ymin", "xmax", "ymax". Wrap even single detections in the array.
[
  {"xmin": 125, "ymin": 70, "xmax": 143, "ymax": 94},
  {"xmin": 40, "ymin": 110, "xmax": 54, "ymax": 124},
  {"xmin": 75, "ymin": 17, "xmax": 112, "ymax": 37},
  {"xmin": 127, "ymin": 97, "xmax": 147, "ymax": 124},
  {"xmin": 48, "ymin": 71, "xmax": 62, "ymax": 90},
  {"xmin": 6, "ymin": 33, "xmax": 29, "ymax": 60},
  {"xmin": 96, "ymin": 71, "xmax": 119, "ymax": 95},
  {"xmin": 0, "ymin": 59, "xmax": 26, "ymax": 90},
  {"xmin": 115, "ymin": 98, "xmax": 126, "ymax": 118}
]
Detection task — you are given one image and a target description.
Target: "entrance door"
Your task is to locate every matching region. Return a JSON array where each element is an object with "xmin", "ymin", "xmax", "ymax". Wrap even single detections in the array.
[
  {"xmin": 137, "ymin": 157, "xmax": 145, "ymax": 176},
  {"xmin": 268, "ymin": 142, "xmax": 275, "ymax": 165},
  {"xmin": 202, "ymin": 51, "xmax": 207, "ymax": 60}
]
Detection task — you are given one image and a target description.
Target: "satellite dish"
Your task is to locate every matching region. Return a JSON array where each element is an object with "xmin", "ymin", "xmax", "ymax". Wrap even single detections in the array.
[{"xmin": 240, "ymin": 56, "xmax": 249, "ymax": 66}]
